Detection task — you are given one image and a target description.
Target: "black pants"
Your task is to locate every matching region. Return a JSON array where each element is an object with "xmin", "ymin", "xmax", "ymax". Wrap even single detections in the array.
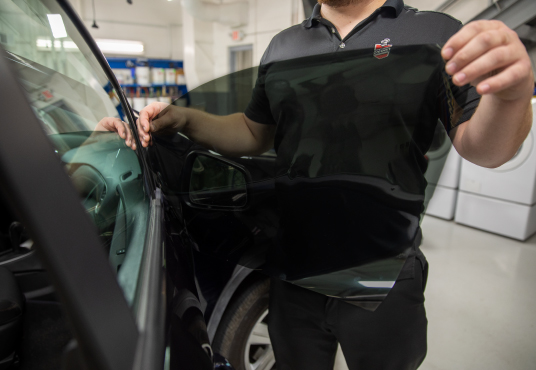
[{"xmin": 268, "ymin": 260, "xmax": 428, "ymax": 370}]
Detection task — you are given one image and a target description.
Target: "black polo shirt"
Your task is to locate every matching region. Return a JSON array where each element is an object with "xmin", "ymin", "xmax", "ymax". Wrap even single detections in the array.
[
  {"xmin": 245, "ymin": 0, "xmax": 480, "ymax": 133},
  {"xmin": 244, "ymin": 1, "xmax": 481, "ymax": 282}
]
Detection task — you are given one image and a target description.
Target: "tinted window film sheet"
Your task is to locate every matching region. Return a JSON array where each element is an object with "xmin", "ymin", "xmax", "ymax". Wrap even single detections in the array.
[{"xmin": 150, "ymin": 44, "xmax": 461, "ymax": 307}]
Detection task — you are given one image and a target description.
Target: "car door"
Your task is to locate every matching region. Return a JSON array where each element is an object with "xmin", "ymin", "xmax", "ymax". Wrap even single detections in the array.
[{"xmin": 0, "ymin": 0, "xmax": 171, "ymax": 368}]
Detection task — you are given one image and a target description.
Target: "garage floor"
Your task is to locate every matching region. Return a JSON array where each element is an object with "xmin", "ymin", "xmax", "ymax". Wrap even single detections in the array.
[{"xmin": 334, "ymin": 215, "xmax": 536, "ymax": 370}]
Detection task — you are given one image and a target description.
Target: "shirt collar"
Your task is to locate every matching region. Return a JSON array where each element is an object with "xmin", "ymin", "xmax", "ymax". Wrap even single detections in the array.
[
  {"xmin": 382, "ymin": 0, "xmax": 404, "ymax": 16},
  {"xmin": 303, "ymin": 0, "xmax": 404, "ymax": 29}
]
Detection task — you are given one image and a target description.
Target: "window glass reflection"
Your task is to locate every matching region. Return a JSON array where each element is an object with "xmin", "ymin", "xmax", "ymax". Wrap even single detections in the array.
[{"xmin": 1, "ymin": 0, "xmax": 147, "ymax": 306}]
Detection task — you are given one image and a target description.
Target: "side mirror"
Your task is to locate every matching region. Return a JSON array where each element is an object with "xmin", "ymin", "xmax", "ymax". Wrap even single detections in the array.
[{"xmin": 185, "ymin": 152, "xmax": 249, "ymax": 210}]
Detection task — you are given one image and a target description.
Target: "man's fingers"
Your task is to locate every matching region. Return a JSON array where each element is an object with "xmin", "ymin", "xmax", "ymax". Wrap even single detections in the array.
[
  {"xmin": 138, "ymin": 102, "xmax": 169, "ymax": 133},
  {"xmin": 443, "ymin": 19, "xmax": 533, "ymax": 101},
  {"xmin": 442, "ymin": 20, "xmax": 503, "ymax": 60},
  {"xmin": 151, "ymin": 106, "xmax": 176, "ymax": 133},
  {"xmin": 138, "ymin": 104, "xmax": 159, "ymax": 133},
  {"xmin": 95, "ymin": 117, "xmax": 140, "ymax": 150},
  {"xmin": 451, "ymin": 45, "xmax": 514, "ymax": 86},
  {"xmin": 475, "ymin": 62, "xmax": 531, "ymax": 96},
  {"xmin": 124, "ymin": 124, "xmax": 134, "ymax": 148},
  {"xmin": 107, "ymin": 118, "xmax": 131, "ymax": 146},
  {"xmin": 116, "ymin": 120, "xmax": 128, "ymax": 141},
  {"xmin": 97, "ymin": 117, "xmax": 119, "ymax": 132},
  {"xmin": 445, "ymin": 29, "xmax": 511, "ymax": 75},
  {"xmin": 102, "ymin": 118, "xmax": 130, "ymax": 140},
  {"xmin": 109, "ymin": 119, "xmax": 134, "ymax": 149},
  {"xmin": 126, "ymin": 102, "xmax": 172, "ymax": 148},
  {"xmin": 136, "ymin": 118, "xmax": 151, "ymax": 147}
]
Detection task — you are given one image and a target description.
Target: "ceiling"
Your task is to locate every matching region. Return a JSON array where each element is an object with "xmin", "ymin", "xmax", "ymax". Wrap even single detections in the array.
[{"xmin": 79, "ymin": 0, "xmax": 183, "ymax": 26}]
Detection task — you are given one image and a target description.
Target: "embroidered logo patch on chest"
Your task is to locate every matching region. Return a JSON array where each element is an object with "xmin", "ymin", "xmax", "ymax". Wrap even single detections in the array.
[{"xmin": 373, "ymin": 38, "xmax": 392, "ymax": 59}]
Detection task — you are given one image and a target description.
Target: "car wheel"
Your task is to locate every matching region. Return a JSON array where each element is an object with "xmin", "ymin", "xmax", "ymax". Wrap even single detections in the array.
[{"xmin": 213, "ymin": 279, "xmax": 276, "ymax": 370}]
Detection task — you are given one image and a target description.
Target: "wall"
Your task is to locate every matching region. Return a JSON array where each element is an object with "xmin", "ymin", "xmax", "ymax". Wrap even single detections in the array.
[
  {"xmin": 180, "ymin": 0, "xmax": 304, "ymax": 88},
  {"xmin": 211, "ymin": 0, "xmax": 304, "ymax": 79},
  {"xmin": 443, "ymin": 0, "xmax": 490, "ymax": 24},
  {"xmin": 182, "ymin": 11, "xmax": 215, "ymax": 88},
  {"xmin": 77, "ymin": 0, "xmax": 183, "ymax": 59},
  {"xmin": 81, "ymin": 20, "xmax": 184, "ymax": 59},
  {"xmin": 405, "ymin": 0, "xmax": 491, "ymax": 24}
]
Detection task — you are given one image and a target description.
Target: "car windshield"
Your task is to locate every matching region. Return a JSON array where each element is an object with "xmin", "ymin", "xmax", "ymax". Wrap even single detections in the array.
[
  {"xmin": 148, "ymin": 43, "xmax": 462, "ymax": 307},
  {"xmin": 0, "ymin": 0, "xmax": 148, "ymax": 307}
]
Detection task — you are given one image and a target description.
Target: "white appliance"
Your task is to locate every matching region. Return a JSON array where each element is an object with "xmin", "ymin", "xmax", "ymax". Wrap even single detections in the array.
[
  {"xmin": 455, "ymin": 99, "xmax": 536, "ymax": 240},
  {"xmin": 424, "ymin": 123, "xmax": 462, "ymax": 220}
]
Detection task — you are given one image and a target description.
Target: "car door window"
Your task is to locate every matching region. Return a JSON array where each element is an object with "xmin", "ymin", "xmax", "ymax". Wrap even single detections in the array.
[{"xmin": 0, "ymin": 0, "xmax": 148, "ymax": 306}]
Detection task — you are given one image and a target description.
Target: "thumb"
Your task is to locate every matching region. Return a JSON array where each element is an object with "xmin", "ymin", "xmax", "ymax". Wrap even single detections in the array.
[{"xmin": 150, "ymin": 105, "xmax": 179, "ymax": 133}]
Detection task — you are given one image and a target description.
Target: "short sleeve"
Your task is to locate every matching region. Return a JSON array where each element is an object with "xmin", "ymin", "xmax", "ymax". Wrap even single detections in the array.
[{"xmin": 244, "ymin": 64, "xmax": 277, "ymax": 125}]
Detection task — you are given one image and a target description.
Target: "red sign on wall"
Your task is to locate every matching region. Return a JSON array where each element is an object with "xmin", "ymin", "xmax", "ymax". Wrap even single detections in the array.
[{"xmin": 231, "ymin": 30, "xmax": 244, "ymax": 41}]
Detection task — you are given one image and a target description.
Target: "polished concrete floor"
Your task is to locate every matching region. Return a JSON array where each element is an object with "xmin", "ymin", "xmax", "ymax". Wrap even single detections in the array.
[{"xmin": 334, "ymin": 215, "xmax": 536, "ymax": 370}]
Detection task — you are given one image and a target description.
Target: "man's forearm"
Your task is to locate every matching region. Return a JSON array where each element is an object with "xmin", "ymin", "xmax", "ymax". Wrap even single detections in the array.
[
  {"xmin": 181, "ymin": 109, "xmax": 274, "ymax": 157},
  {"xmin": 452, "ymin": 93, "xmax": 533, "ymax": 168}
]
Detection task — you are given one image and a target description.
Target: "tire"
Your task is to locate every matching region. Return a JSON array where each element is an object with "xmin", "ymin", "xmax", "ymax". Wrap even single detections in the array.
[{"xmin": 213, "ymin": 279, "xmax": 275, "ymax": 370}]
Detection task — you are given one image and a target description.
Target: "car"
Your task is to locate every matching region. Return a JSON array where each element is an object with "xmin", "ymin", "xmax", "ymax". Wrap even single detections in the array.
[{"xmin": 0, "ymin": 1, "xmax": 454, "ymax": 369}]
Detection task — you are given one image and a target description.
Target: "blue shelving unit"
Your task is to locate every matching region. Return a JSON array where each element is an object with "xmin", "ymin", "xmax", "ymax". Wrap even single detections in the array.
[
  {"xmin": 106, "ymin": 57, "xmax": 188, "ymax": 96},
  {"xmin": 106, "ymin": 57, "xmax": 183, "ymax": 70}
]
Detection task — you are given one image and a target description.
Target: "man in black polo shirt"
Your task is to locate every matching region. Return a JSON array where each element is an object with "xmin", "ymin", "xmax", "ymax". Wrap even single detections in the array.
[{"xmin": 100, "ymin": 0, "xmax": 534, "ymax": 368}]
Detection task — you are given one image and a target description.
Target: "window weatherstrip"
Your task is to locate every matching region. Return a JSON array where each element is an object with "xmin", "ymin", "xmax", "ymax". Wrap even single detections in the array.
[{"xmin": 132, "ymin": 188, "xmax": 166, "ymax": 370}]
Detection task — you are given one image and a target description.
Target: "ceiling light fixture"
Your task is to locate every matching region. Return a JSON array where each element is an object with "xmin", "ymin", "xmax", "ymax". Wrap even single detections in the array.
[
  {"xmin": 36, "ymin": 38, "xmax": 144, "ymax": 55},
  {"xmin": 47, "ymin": 14, "xmax": 67, "ymax": 38},
  {"xmin": 36, "ymin": 38, "xmax": 78, "ymax": 50},
  {"xmin": 95, "ymin": 39, "xmax": 144, "ymax": 55}
]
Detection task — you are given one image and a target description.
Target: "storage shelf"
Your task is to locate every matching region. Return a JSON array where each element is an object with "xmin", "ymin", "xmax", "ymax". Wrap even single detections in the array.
[
  {"xmin": 121, "ymin": 84, "xmax": 187, "ymax": 88},
  {"xmin": 106, "ymin": 57, "xmax": 183, "ymax": 69}
]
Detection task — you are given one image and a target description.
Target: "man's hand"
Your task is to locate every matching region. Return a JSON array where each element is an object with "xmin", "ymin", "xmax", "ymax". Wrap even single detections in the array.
[
  {"xmin": 442, "ymin": 20, "xmax": 533, "ymax": 101},
  {"xmin": 95, "ymin": 102, "xmax": 181, "ymax": 150},
  {"xmin": 443, "ymin": 20, "xmax": 534, "ymax": 168},
  {"xmin": 137, "ymin": 101, "xmax": 181, "ymax": 148},
  {"xmin": 96, "ymin": 102, "xmax": 274, "ymax": 157},
  {"xmin": 95, "ymin": 117, "xmax": 137, "ymax": 150}
]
